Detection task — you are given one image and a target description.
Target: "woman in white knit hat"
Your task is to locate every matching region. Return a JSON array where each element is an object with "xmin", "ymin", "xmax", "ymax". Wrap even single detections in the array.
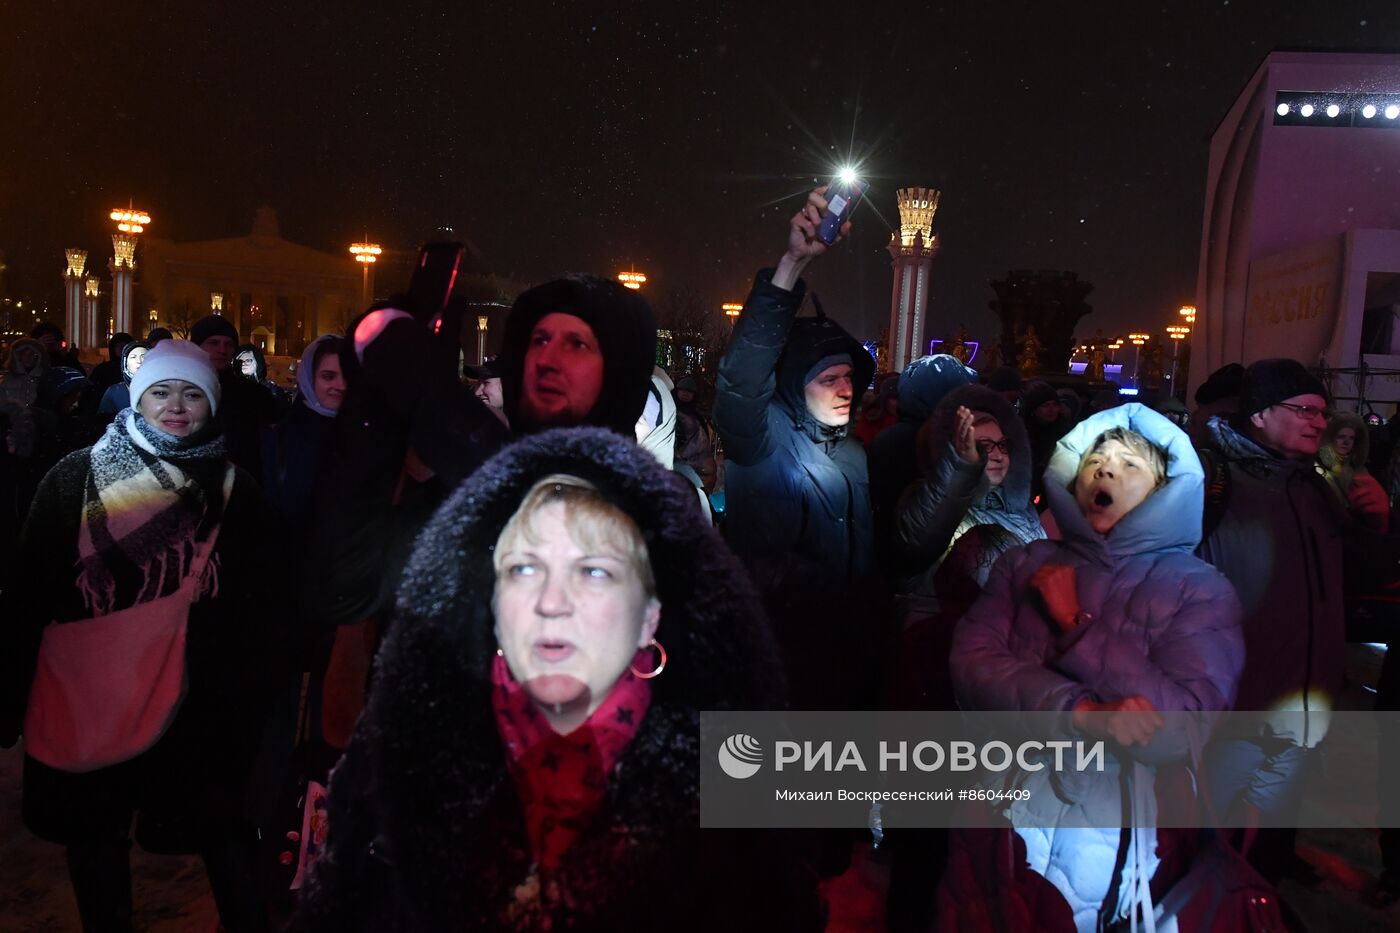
[{"xmin": 0, "ymin": 339, "xmax": 291, "ymax": 932}]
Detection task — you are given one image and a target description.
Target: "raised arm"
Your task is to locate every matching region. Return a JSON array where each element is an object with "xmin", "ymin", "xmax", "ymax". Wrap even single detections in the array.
[{"xmin": 713, "ymin": 187, "xmax": 849, "ymax": 467}]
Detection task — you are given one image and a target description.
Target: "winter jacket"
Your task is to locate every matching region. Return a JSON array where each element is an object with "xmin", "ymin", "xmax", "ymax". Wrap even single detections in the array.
[
  {"xmin": 236, "ymin": 342, "xmax": 293, "ymax": 416},
  {"xmin": 0, "ymin": 337, "xmax": 48, "ymax": 408},
  {"xmin": 1198, "ymin": 416, "xmax": 1347, "ymax": 718},
  {"xmin": 714, "ymin": 269, "xmax": 875, "ymax": 591},
  {"xmin": 216, "ymin": 366, "xmax": 285, "ymax": 483},
  {"xmin": 673, "ymin": 399, "xmax": 718, "ymax": 493},
  {"xmin": 262, "ymin": 336, "xmax": 341, "ymax": 528},
  {"xmin": 0, "ymin": 446, "xmax": 295, "ymax": 839},
  {"xmin": 945, "ymin": 404, "xmax": 1244, "ymax": 932},
  {"xmin": 867, "ymin": 354, "xmax": 978, "ymax": 569},
  {"xmin": 895, "ymin": 383, "xmax": 1045, "ymax": 602},
  {"xmin": 637, "ymin": 367, "xmax": 711, "ymax": 520},
  {"xmin": 713, "ymin": 269, "xmax": 880, "ymax": 706},
  {"xmin": 299, "ymin": 427, "xmax": 819, "ymax": 933}
]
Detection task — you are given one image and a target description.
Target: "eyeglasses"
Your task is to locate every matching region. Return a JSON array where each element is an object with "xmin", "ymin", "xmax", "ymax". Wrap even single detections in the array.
[
  {"xmin": 976, "ymin": 438, "xmax": 1011, "ymax": 456},
  {"xmin": 1272, "ymin": 401, "xmax": 1333, "ymax": 423}
]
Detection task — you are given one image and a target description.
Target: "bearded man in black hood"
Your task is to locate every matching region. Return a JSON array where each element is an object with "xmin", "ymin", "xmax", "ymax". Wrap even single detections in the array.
[{"xmin": 714, "ymin": 187, "xmax": 880, "ymax": 710}]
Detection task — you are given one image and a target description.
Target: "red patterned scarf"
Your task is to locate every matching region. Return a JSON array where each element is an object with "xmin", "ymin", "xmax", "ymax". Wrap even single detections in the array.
[{"xmin": 490, "ymin": 653, "xmax": 651, "ymax": 869}]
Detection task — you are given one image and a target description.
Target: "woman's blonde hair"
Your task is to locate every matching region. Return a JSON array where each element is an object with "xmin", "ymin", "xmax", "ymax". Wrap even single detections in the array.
[
  {"xmin": 1075, "ymin": 426, "xmax": 1169, "ymax": 488},
  {"xmin": 492, "ymin": 474, "xmax": 656, "ymax": 597}
]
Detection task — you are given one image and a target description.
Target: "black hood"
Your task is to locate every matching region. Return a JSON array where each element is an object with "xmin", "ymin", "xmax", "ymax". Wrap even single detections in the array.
[
  {"xmin": 320, "ymin": 428, "xmax": 787, "ymax": 924},
  {"xmin": 235, "ymin": 343, "xmax": 267, "ymax": 382},
  {"xmin": 499, "ymin": 275, "xmax": 658, "ymax": 437},
  {"xmin": 773, "ymin": 309, "xmax": 874, "ymax": 424},
  {"xmin": 921, "ymin": 383, "xmax": 1034, "ymax": 508}
]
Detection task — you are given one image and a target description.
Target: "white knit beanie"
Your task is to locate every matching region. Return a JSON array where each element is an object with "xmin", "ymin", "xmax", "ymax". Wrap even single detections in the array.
[{"xmin": 130, "ymin": 340, "xmax": 222, "ymax": 414}]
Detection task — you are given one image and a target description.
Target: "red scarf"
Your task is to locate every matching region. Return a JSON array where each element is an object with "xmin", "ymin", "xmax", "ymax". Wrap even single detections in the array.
[{"xmin": 491, "ymin": 653, "xmax": 651, "ymax": 870}]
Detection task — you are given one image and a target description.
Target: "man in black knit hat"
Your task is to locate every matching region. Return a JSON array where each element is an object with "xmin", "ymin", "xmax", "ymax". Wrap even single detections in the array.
[
  {"xmin": 1198, "ymin": 357, "xmax": 1388, "ymax": 888},
  {"xmin": 191, "ymin": 313, "xmax": 281, "ymax": 480}
]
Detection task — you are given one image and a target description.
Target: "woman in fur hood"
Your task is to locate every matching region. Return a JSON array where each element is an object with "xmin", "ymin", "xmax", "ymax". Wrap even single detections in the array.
[{"xmin": 300, "ymin": 426, "xmax": 819, "ymax": 932}]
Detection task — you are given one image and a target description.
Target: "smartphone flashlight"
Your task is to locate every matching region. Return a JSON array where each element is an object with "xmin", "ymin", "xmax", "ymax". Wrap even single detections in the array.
[{"xmin": 818, "ymin": 170, "xmax": 868, "ymax": 245}]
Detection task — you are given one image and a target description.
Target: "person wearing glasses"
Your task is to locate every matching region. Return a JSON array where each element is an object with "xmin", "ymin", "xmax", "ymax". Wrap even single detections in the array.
[
  {"xmin": 895, "ymin": 385, "xmax": 1046, "ymax": 623},
  {"xmin": 1196, "ymin": 358, "xmax": 1370, "ymax": 888}
]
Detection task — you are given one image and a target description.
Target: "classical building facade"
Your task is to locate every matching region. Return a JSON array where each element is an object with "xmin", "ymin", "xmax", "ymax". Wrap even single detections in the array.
[{"xmin": 139, "ymin": 207, "xmax": 359, "ymax": 356}]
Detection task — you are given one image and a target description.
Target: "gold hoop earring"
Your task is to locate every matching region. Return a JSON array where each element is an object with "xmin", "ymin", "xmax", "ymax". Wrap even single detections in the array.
[{"xmin": 629, "ymin": 638, "xmax": 666, "ymax": 680}]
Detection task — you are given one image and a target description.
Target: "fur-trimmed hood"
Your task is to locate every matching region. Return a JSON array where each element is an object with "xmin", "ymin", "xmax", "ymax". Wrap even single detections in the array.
[
  {"xmin": 304, "ymin": 427, "xmax": 798, "ymax": 931},
  {"xmin": 6, "ymin": 338, "xmax": 47, "ymax": 378},
  {"xmin": 918, "ymin": 383, "xmax": 1034, "ymax": 510}
]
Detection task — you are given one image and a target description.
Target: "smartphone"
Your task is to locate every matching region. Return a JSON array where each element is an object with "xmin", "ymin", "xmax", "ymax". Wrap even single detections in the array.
[
  {"xmin": 406, "ymin": 241, "xmax": 463, "ymax": 326},
  {"xmin": 817, "ymin": 176, "xmax": 869, "ymax": 245}
]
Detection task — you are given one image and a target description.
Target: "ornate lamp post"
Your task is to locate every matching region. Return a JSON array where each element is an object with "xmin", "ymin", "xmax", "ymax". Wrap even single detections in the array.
[
  {"xmin": 1129, "ymin": 333, "xmax": 1151, "ymax": 388},
  {"xmin": 617, "ymin": 270, "xmax": 647, "ymax": 291},
  {"xmin": 477, "ymin": 315, "xmax": 489, "ymax": 364},
  {"xmin": 349, "ymin": 241, "xmax": 382, "ymax": 307},
  {"xmin": 109, "ymin": 203, "xmax": 151, "ymax": 336},
  {"xmin": 722, "ymin": 302, "xmax": 743, "ymax": 325},
  {"xmin": 1166, "ymin": 325, "xmax": 1190, "ymax": 390}
]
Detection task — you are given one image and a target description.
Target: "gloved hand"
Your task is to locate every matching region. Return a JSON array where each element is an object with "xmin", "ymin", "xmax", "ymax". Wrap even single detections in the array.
[{"xmin": 1349, "ymin": 472, "xmax": 1390, "ymax": 532}]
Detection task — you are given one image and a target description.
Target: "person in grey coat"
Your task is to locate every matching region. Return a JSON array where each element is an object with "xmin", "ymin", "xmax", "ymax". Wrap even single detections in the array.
[{"xmin": 940, "ymin": 404, "xmax": 1244, "ymax": 932}]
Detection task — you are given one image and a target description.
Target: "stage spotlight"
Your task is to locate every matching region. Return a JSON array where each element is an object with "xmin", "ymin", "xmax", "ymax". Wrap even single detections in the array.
[
  {"xmin": 1363, "ymin": 104, "xmax": 1377, "ymax": 119},
  {"xmin": 1386, "ymin": 105, "xmax": 1400, "ymax": 120},
  {"xmin": 1300, "ymin": 104, "xmax": 1314, "ymax": 117},
  {"xmin": 1276, "ymin": 103, "xmax": 1290, "ymax": 116},
  {"xmin": 1326, "ymin": 104, "xmax": 1341, "ymax": 118}
]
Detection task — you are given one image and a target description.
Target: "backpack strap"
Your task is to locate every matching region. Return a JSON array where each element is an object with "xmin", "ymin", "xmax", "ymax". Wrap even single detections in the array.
[{"xmin": 1197, "ymin": 446, "xmax": 1231, "ymax": 541}]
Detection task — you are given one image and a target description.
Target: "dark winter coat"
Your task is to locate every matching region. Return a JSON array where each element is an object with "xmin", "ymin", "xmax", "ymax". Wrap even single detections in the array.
[
  {"xmin": 895, "ymin": 384, "xmax": 1045, "ymax": 605},
  {"xmin": 1198, "ymin": 416, "xmax": 1348, "ymax": 719},
  {"xmin": 867, "ymin": 354, "xmax": 978, "ymax": 569},
  {"xmin": 712, "ymin": 269, "xmax": 880, "ymax": 706},
  {"xmin": 945, "ymin": 404, "xmax": 1243, "ymax": 930},
  {"xmin": 0, "ymin": 448, "xmax": 294, "ymax": 840},
  {"xmin": 236, "ymin": 343, "xmax": 293, "ymax": 415},
  {"xmin": 217, "ymin": 366, "xmax": 284, "ymax": 483},
  {"xmin": 302, "ymin": 316, "xmax": 511, "ymax": 630},
  {"xmin": 299, "ymin": 428, "xmax": 818, "ymax": 933},
  {"xmin": 714, "ymin": 269, "xmax": 875, "ymax": 592}
]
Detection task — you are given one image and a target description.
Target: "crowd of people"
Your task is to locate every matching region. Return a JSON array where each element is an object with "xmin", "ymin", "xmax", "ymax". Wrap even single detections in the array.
[{"xmin": 1, "ymin": 185, "xmax": 1398, "ymax": 931}]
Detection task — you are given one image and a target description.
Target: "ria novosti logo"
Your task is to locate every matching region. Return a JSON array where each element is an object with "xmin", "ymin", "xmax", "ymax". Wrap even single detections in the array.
[{"xmin": 717, "ymin": 733, "xmax": 764, "ymax": 779}]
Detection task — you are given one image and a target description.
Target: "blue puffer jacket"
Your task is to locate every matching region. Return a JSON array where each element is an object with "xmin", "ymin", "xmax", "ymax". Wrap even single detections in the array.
[{"xmin": 948, "ymin": 404, "xmax": 1244, "ymax": 931}]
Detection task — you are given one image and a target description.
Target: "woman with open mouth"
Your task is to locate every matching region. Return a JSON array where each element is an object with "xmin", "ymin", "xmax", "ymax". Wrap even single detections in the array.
[
  {"xmin": 940, "ymin": 404, "xmax": 1244, "ymax": 932},
  {"xmin": 300, "ymin": 427, "xmax": 820, "ymax": 931}
]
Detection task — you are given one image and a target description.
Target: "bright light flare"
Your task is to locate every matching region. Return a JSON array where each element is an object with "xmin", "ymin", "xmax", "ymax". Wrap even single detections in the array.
[
  {"xmin": 110, "ymin": 208, "xmax": 151, "ymax": 234},
  {"xmin": 1276, "ymin": 103, "xmax": 1291, "ymax": 117},
  {"xmin": 838, "ymin": 166, "xmax": 858, "ymax": 186},
  {"xmin": 349, "ymin": 242, "xmax": 382, "ymax": 264},
  {"xmin": 1326, "ymin": 104, "xmax": 1341, "ymax": 118},
  {"xmin": 1363, "ymin": 104, "xmax": 1377, "ymax": 119},
  {"xmin": 1387, "ymin": 105, "xmax": 1400, "ymax": 120},
  {"xmin": 1300, "ymin": 104, "xmax": 1315, "ymax": 118}
]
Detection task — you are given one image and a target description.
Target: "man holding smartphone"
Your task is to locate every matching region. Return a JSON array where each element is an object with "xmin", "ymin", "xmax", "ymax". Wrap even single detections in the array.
[{"xmin": 714, "ymin": 186, "xmax": 879, "ymax": 712}]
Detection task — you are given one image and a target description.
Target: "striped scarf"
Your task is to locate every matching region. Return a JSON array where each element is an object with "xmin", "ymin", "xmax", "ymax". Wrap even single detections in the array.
[{"xmin": 76, "ymin": 409, "xmax": 228, "ymax": 617}]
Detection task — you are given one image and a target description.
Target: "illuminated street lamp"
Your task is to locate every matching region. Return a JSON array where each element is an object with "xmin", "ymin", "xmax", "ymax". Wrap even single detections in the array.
[
  {"xmin": 1108, "ymin": 338, "xmax": 1124, "ymax": 363},
  {"xmin": 617, "ymin": 270, "xmax": 647, "ymax": 291},
  {"xmin": 477, "ymin": 315, "xmax": 489, "ymax": 365},
  {"xmin": 1166, "ymin": 325, "xmax": 1190, "ymax": 388},
  {"xmin": 109, "ymin": 201, "xmax": 151, "ymax": 336},
  {"xmin": 1179, "ymin": 305, "xmax": 1197, "ymax": 326},
  {"xmin": 1129, "ymin": 333, "xmax": 1150, "ymax": 388},
  {"xmin": 349, "ymin": 241, "xmax": 382, "ymax": 307},
  {"xmin": 722, "ymin": 302, "xmax": 743, "ymax": 324}
]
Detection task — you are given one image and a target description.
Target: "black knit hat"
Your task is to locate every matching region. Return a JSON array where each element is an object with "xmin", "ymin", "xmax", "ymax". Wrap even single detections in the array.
[
  {"xmin": 1194, "ymin": 362, "xmax": 1245, "ymax": 406},
  {"xmin": 499, "ymin": 274, "xmax": 658, "ymax": 437},
  {"xmin": 1240, "ymin": 358, "xmax": 1328, "ymax": 416},
  {"xmin": 1021, "ymin": 379, "xmax": 1059, "ymax": 414},
  {"xmin": 191, "ymin": 314, "xmax": 239, "ymax": 346}
]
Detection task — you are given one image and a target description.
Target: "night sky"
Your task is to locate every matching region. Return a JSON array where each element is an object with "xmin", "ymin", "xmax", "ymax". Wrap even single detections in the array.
[{"xmin": 3, "ymin": 2, "xmax": 1397, "ymax": 347}]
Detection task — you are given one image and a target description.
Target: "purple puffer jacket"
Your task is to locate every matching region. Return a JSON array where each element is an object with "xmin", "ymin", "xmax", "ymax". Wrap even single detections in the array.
[{"xmin": 946, "ymin": 404, "xmax": 1245, "ymax": 931}]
